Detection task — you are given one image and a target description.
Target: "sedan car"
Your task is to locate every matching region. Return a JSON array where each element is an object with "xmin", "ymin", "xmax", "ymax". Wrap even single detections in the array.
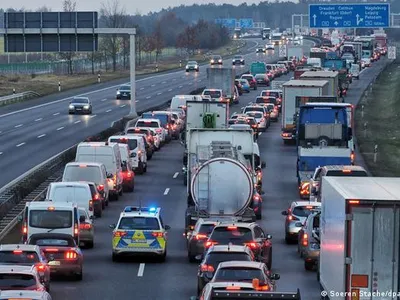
[
  {"xmin": 265, "ymin": 103, "xmax": 279, "ymax": 122},
  {"xmin": 116, "ymin": 84, "xmax": 131, "ymax": 100},
  {"xmin": 210, "ymin": 55, "xmax": 222, "ymax": 65},
  {"xmin": 245, "ymin": 111, "xmax": 267, "ymax": 132},
  {"xmin": 254, "ymin": 73, "xmax": 270, "ymax": 86},
  {"xmin": 361, "ymin": 57, "xmax": 371, "ymax": 68},
  {"xmin": 186, "ymin": 218, "xmax": 218, "ymax": 262},
  {"xmin": 27, "ymin": 233, "xmax": 83, "ymax": 280},
  {"xmin": 78, "ymin": 208, "xmax": 94, "ymax": 248},
  {"xmin": 281, "ymin": 201, "xmax": 321, "ymax": 243},
  {"xmin": 265, "ymin": 44, "xmax": 274, "ymax": 50},
  {"xmin": 68, "ymin": 97, "xmax": 92, "ymax": 115},
  {"xmin": 232, "ymin": 55, "xmax": 245, "ymax": 65},
  {"xmin": 185, "ymin": 61, "xmax": 199, "ymax": 72}
]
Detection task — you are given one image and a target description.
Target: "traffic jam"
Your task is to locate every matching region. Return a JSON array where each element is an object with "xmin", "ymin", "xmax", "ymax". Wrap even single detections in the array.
[{"xmin": 0, "ymin": 29, "xmax": 390, "ymax": 300}]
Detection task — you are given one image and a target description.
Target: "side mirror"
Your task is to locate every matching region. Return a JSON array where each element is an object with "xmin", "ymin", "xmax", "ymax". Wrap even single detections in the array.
[
  {"xmin": 311, "ymin": 187, "xmax": 317, "ymax": 194},
  {"xmin": 281, "ymin": 210, "xmax": 288, "ymax": 216},
  {"xmin": 270, "ymin": 273, "xmax": 280, "ymax": 280},
  {"xmin": 107, "ymin": 173, "xmax": 113, "ymax": 179},
  {"xmin": 109, "ymin": 224, "xmax": 116, "ymax": 229},
  {"xmin": 295, "ymin": 222, "xmax": 303, "ymax": 228},
  {"xmin": 17, "ymin": 215, "xmax": 23, "ymax": 222},
  {"xmin": 266, "ymin": 234, "xmax": 272, "ymax": 240},
  {"xmin": 79, "ymin": 216, "xmax": 85, "ymax": 223},
  {"xmin": 261, "ymin": 161, "xmax": 266, "ymax": 169},
  {"xmin": 165, "ymin": 225, "xmax": 171, "ymax": 230},
  {"xmin": 130, "ymin": 152, "xmax": 137, "ymax": 158},
  {"xmin": 90, "ymin": 216, "xmax": 95, "ymax": 220}
]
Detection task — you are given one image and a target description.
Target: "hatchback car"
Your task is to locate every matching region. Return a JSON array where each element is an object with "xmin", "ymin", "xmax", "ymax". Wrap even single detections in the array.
[
  {"xmin": 281, "ymin": 201, "xmax": 321, "ymax": 243},
  {"xmin": 0, "ymin": 265, "xmax": 46, "ymax": 291},
  {"xmin": 68, "ymin": 97, "xmax": 92, "ymax": 115},
  {"xmin": 116, "ymin": 84, "xmax": 131, "ymax": 99},
  {"xmin": 78, "ymin": 207, "xmax": 94, "ymax": 248},
  {"xmin": 237, "ymin": 79, "xmax": 250, "ymax": 93},
  {"xmin": 298, "ymin": 211, "xmax": 320, "ymax": 271},
  {"xmin": 245, "ymin": 111, "xmax": 267, "ymax": 132},
  {"xmin": 186, "ymin": 218, "xmax": 218, "ymax": 262}
]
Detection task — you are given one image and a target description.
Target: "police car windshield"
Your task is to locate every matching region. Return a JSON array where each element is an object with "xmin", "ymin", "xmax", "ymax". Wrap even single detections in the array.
[
  {"xmin": 210, "ymin": 227, "xmax": 253, "ymax": 244},
  {"xmin": 0, "ymin": 251, "xmax": 39, "ymax": 264},
  {"xmin": 206, "ymin": 252, "xmax": 252, "ymax": 267},
  {"xmin": 29, "ymin": 210, "xmax": 72, "ymax": 229},
  {"xmin": 292, "ymin": 206, "xmax": 320, "ymax": 217},
  {"xmin": 118, "ymin": 217, "xmax": 160, "ymax": 230},
  {"xmin": 214, "ymin": 267, "xmax": 264, "ymax": 282},
  {"xmin": 0, "ymin": 274, "xmax": 36, "ymax": 289}
]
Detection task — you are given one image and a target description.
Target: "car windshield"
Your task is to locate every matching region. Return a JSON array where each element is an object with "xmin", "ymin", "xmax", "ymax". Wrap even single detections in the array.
[
  {"xmin": 78, "ymin": 209, "xmax": 88, "ymax": 220},
  {"xmin": 50, "ymin": 186, "xmax": 89, "ymax": 205},
  {"xmin": 241, "ymin": 76, "xmax": 252, "ymax": 81},
  {"xmin": 30, "ymin": 237, "xmax": 75, "ymax": 247},
  {"xmin": 246, "ymin": 112, "xmax": 263, "ymax": 119},
  {"xmin": 203, "ymin": 90, "xmax": 221, "ymax": 98},
  {"xmin": 188, "ymin": 61, "xmax": 197, "ymax": 65},
  {"xmin": 292, "ymin": 205, "xmax": 321, "ymax": 217},
  {"xmin": 109, "ymin": 138, "xmax": 138, "ymax": 150},
  {"xmin": 199, "ymin": 224, "xmax": 216, "ymax": 235},
  {"xmin": 76, "ymin": 155, "xmax": 115, "ymax": 173},
  {"xmin": 266, "ymin": 104, "xmax": 275, "ymax": 111},
  {"xmin": 120, "ymin": 85, "xmax": 130, "ymax": 91},
  {"xmin": 0, "ymin": 274, "xmax": 36, "ymax": 289},
  {"xmin": 240, "ymin": 80, "xmax": 248, "ymax": 85},
  {"xmin": 212, "ymin": 56, "xmax": 221, "ymax": 60},
  {"xmin": 244, "ymin": 107, "xmax": 264, "ymax": 114},
  {"xmin": 118, "ymin": 217, "xmax": 160, "ymax": 230},
  {"xmin": 206, "ymin": 253, "xmax": 252, "ymax": 267},
  {"xmin": 63, "ymin": 165, "xmax": 101, "ymax": 183},
  {"xmin": 265, "ymin": 65, "xmax": 272, "ymax": 70},
  {"xmin": 210, "ymin": 227, "xmax": 253, "ymax": 244},
  {"xmin": 0, "ymin": 251, "xmax": 39, "ymax": 264},
  {"xmin": 256, "ymin": 97, "xmax": 276, "ymax": 105},
  {"xmin": 234, "ymin": 56, "xmax": 242, "ymax": 59},
  {"xmin": 136, "ymin": 120, "xmax": 159, "ymax": 128},
  {"xmin": 263, "ymin": 91, "xmax": 279, "ymax": 98},
  {"xmin": 142, "ymin": 114, "xmax": 168, "ymax": 126},
  {"xmin": 255, "ymin": 74, "xmax": 265, "ymax": 79},
  {"xmin": 72, "ymin": 98, "xmax": 88, "ymax": 104},
  {"xmin": 29, "ymin": 210, "xmax": 72, "ymax": 229},
  {"xmin": 214, "ymin": 267, "xmax": 264, "ymax": 282}
]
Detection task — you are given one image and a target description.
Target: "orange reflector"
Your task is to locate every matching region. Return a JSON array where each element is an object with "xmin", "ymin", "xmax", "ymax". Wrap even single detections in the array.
[
  {"xmin": 13, "ymin": 250, "xmax": 23, "ymax": 254},
  {"xmin": 226, "ymin": 286, "xmax": 241, "ymax": 290},
  {"xmin": 348, "ymin": 200, "xmax": 360, "ymax": 205},
  {"xmin": 79, "ymin": 164, "xmax": 87, "ymax": 168},
  {"xmin": 47, "ymin": 206, "xmax": 55, "ymax": 211},
  {"xmin": 342, "ymin": 169, "xmax": 352, "ymax": 173},
  {"xmin": 351, "ymin": 274, "xmax": 368, "ymax": 288},
  {"xmin": 351, "ymin": 289, "xmax": 360, "ymax": 300}
]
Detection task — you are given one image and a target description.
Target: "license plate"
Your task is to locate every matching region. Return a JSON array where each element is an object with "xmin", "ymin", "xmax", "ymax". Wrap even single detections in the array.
[
  {"xmin": 132, "ymin": 239, "xmax": 145, "ymax": 243},
  {"xmin": 123, "ymin": 93, "xmax": 127, "ymax": 96},
  {"xmin": 49, "ymin": 261, "xmax": 61, "ymax": 266}
]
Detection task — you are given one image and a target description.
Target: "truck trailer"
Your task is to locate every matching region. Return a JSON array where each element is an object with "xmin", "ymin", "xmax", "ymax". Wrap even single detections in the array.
[
  {"xmin": 300, "ymin": 71, "xmax": 339, "ymax": 99},
  {"xmin": 206, "ymin": 68, "xmax": 236, "ymax": 104},
  {"xmin": 319, "ymin": 177, "xmax": 400, "ymax": 300}
]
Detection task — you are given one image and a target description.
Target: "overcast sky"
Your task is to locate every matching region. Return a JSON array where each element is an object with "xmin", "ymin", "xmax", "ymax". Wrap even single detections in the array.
[{"xmin": 5, "ymin": 0, "xmax": 288, "ymax": 15}]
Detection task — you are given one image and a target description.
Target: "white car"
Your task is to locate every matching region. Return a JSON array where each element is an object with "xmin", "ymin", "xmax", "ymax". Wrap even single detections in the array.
[
  {"xmin": 265, "ymin": 44, "xmax": 274, "ymax": 50},
  {"xmin": 361, "ymin": 57, "xmax": 371, "ymax": 68},
  {"xmin": 245, "ymin": 111, "xmax": 267, "ymax": 132},
  {"xmin": 134, "ymin": 118, "xmax": 167, "ymax": 144},
  {"xmin": 265, "ymin": 103, "xmax": 279, "ymax": 121},
  {"xmin": 148, "ymin": 128, "xmax": 161, "ymax": 150}
]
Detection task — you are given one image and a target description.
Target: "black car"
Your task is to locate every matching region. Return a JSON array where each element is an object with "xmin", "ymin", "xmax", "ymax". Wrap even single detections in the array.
[
  {"xmin": 197, "ymin": 244, "xmax": 254, "ymax": 294},
  {"xmin": 68, "ymin": 97, "xmax": 92, "ymax": 115},
  {"xmin": 256, "ymin": 48, "xmax": 266, "ymax": 53},
  {"xmin": 116, "ymin": 84, "xmax": 131, "ymax": 100}
]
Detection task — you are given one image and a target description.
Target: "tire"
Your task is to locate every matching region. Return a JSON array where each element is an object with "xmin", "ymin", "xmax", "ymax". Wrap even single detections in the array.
[
  {"xmin": 183, "ymin": 175, "xmax": 187, "ymax": 186},
  {"xmin": 256, "ymin": 211, "xmax": 262, "ymax": 220},
  {"xmin": 102, "ymin": 200, "xmax": 106, "ymax": 209},
  {"xmin": 75, "ymin": 269, "xmax": 83, "ymax": 281},
  {"xmin": 114, "ymin": 193, "xmax": 119, "ymax": 201},
  {"xmin": 147, "ymin": 153, "xmax": 153, "ymax": 160},
  {"xmin": 94, "ymin": 207, "xmax": 102, "ymax": 218},
  {"xmin": 267, "ymin": 249, "xmax": 272, "ymax": 270},
  {"xmin": 188, "ymin": 252, "xmax": 196, "ymax": 263},
  {"xmin": 112, "ymin": 253, "xmax": 119, "ymax": 262},
  {"xmin": 143, "ymin": 164, "xmax": 147, "ymax": 173},
  {"xmin": 305, "ymin": 260, "xmax": 314, "ymax": 271},
  {"xmin": 86, "ymin": 241, "xmax": 94, "ymax": 249},
  {"xmin": 118, "ymin": 187, "xmax": 123, "ymax": 196},
  {"xmin": 46, "ymin": 283, "xmax": 50, "ymax": 292},
  {"xmin": 137, "ymin": 162, "xmax": 144, "ymax": 175},
  {"xmin": 159, "ymin": 250, "xmax": 166, "ymax": 262},
  {"xmin": 285, "ymin": 234, "xmax": 292, "ymax": 244}
]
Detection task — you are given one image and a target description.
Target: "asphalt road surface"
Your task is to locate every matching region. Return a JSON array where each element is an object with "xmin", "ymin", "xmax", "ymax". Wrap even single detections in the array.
[
  {"xmin": 0, "ymin": 39, "xmax": 315, "ymax": 188},
  {"xmin": 2, "ymin": 52, "xmax": 389, "ymax": 300}
]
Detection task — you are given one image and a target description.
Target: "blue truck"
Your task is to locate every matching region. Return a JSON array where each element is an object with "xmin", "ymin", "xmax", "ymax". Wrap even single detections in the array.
[{"xmin": 296, "ymin": 102, "xmax": 353, "ymax": 198}]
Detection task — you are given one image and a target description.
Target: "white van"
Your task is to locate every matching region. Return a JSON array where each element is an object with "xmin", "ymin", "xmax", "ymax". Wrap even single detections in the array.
[
  {"xmin": 46, "ymin": 182, "xmax": 94, "ymax": 219},
  {"xmin": 108, "ymin": 135, "xmax": 147, "ymax": 174},
  {"xmin": 20, "ymin": 201, "xmax": 80, "ymax": 244},
  {"xmin": 62, "ymin": 162, "xmax": 109, "ymax": 207},
  {"xmin": 170, "ymin": 95, "xmax": 202, "ymax": 110},
  {"xmin": 75, "ymin": 142, "xmax": 123, "ymax": 201}
]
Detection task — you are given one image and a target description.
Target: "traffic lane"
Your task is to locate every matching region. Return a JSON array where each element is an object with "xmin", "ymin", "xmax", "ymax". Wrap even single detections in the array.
[
  {"xmin": 0, "ymin": 39, "xmax": 260, "ymax": 124},
  {"xmin": 49, "ymin": 141, "xmax": 189, "ymax": 300}
]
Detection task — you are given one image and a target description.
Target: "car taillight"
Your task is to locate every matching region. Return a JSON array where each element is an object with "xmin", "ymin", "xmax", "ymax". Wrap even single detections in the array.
[
  {"xmin": 89, "ymin": 200, "xmax": 93, "ymax": 211},
  {"xmin": 253, "ymin": 194, "xmax": 261, "ymax": 202},
  {"xmin": 244, "ymin": 242, "xmax": 260, "ymax": 249},
  {"xmin": 300, "ymin": 182, "xmax": 310, "ymax": 195},
  {"xmin": 74, "ymin": 223, "xmax": 79, "ymax": 237},
  {"xmin": 113, "ymin": 174, "xmax": 117, "ymax": 183},
  {"xmin": 302, "ymin": 233, "xmax": 308, "ymax": 246},
  {"xmin": 156, "ymin": 129, "xmax": 162, "ymax": 133},
  {"xmin": 98, "ymin": 184, "xmax": 104, "ymax": 192},
  {"xmin": 93, "ymin": 193, "xmax": 100, "ymax": 201},
  {"xmin": 152, "ymin": 232, "xmax": 164, "ymax": 238},
  {"xmin": 80, "ymin": 223, "xmax": 92, "ymax": 230},
  {"xmin": 288, "ymin": 215, "xmax": 300, "ymax": 221},
  {"xmin": 65, "ymin": 250, "xmax": 78, "ymax": 260},
  {"xmin": 45, "ymin": 248, "xmax": 59, "ymax": 252},
  {"xmin": 205, "ymin": 241, "xmax": 217, "ymax": 248},
  {"xmin": 22, "ymin": 222, "xmax": 27, "ymax": 236},
  {"xmin": 114, "ymin": 231, "xmax": 127, "ymax": 237},
  {"xmin": 200, "ymin": 264, "xmax": 215, "ymax": 272},
  {"xmin": 124, "ymin": 171, "xmax": 133, "ymax": 178},
  {"xmin": 36, "ymin": 263, "xmax": 46, "ymax": 271},
  {"xmin": 195, "ymin": 234, "xmax": 208, "ymax": 240},
  {"xmin": 351, "ymin": 151, "xmax": 355, "ymax": 163}
]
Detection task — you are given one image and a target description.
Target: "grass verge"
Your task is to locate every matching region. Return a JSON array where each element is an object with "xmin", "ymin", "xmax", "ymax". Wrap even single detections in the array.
[
  {"xmin": 0, "ymin": 39, "xmax": 246, "ymax": 100},
  {"xmin": 355, "ymin": 61, "xmax": 400, "ymax": 176}
]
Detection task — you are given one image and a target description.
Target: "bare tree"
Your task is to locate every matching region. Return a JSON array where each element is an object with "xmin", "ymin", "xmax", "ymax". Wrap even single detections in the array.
[
  {"xmin": 101, "ymin": 0, "xmax": 128, "ymax": 72},
  {"xmin": 36, "ymin": 6, "xmax": 52, "ymax": 12},
  {"xmin": 153, "ymin": 21, "xmax": 163, "ymax": 63},
  {"xmin": 59, "ymin": 0, "xmax": 77, "ymax": 74}
]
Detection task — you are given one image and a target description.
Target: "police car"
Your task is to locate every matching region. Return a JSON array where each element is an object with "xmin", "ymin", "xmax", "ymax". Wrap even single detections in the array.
[{"xmin": 110, "ymin": 206, "xmax": 170, "ymax": 262}]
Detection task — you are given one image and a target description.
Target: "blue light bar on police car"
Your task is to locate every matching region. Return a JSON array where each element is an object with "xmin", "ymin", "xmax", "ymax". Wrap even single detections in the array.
[{"xmin": 123, "ymin": 206, "xmax": 158, "ymax": 213}]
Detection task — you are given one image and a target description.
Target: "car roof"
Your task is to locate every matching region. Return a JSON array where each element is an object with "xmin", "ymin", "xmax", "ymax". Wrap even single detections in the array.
[
  {"xmin": 0, "ymin": 244, "xmax": 39, "ymax": 251},
  {"xmin": 27, "ymin": 201, "xmax": 75, "ymax": 209},
  {"xmin": 66, "ymin": 162, "xmax": 103, "ymax": 167},
  {"xmin": 0, "ymin": 265, "xmax": 35, "ymax": 273},
  {"xmin": 137, "ymin": 118, "xmax": 160, "ymax": 122},
  {"xmin": 49, "ymin": 182, "xmax": 89, "ymax": 188},
  {"xmin": 214, "ymin": 222, "xmax": 254, "ymax": 229},
  {"xmin": 72, "ymin": 96, "xmax": 88, "ymax": 100},
  {"xmin": 323, "ymin": 165, "xmax": 366, "ymax": 171},
  {"xmin": 209, "ymin": 245, "xmax": 251, "ymax": 253},
  {"xmin": 292, "ymin": 201, "xmax": 322, "ymax": 207},
  {"xmin": 217, "ymin": 261, "xmax": 264, "ymax": 269}
]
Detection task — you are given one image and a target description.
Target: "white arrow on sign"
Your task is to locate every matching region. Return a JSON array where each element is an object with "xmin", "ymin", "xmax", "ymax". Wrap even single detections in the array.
[
  {"xmin": 279, "ymin": 45, "xmax": 287, "ymax": 57},
  {"xmin": 313, "ymin": 14, "xmax": 317, "ymax": 26},
  {"xmin": 334, "ymin": 21, "xmax": 338, "ymax": 26},
  {"xmin": 356, "ymin": 14, "xmax": 364, "ymax": 25}
]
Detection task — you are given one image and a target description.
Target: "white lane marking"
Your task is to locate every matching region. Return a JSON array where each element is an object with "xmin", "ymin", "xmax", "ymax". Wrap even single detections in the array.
[
  {"xmin": 101, "ymin": 98, "xmax": 107, "ymax": 102},
  {"xmin": 106, "ymin": 109, "xmax": 112, "ymax": 113},
  {"xmin": 157, "ymin": 92, "xmax": 162, "ymax": 95},
  {"xmin": 53, "ymin": 112, "xmax": 60, "ymax": 116},
  {"xmin": 16, "ymin": 142, "xmax": 25, "ymax": 147},
  {"xmin": 90, "ymin": 115, "xmax": 97, "ymax": 118},
  {"xmin": 151, "ymin": 84, "xmax": 155, "ymax": 87},
  {"xmin": 162, "ymin": 81, "xmax": 166, "ymax": 84},
  {"xmin": 168, "ymin": 89, "xmax": 172, "ymax": 92},
  {"xmin": 258, "ymin": 133, "xmax": 262, "ymax": 136},
  {"xmin": 137, "ymin": 263, "xmax": 145, "ymax": 277},
  {"xmin": 14, "ymin": 124, "xmax": 23, "ymax": 128},
  {"xmin": 172, "ymin": 78, "xmax": 176, "ymax": 81},
  {"xmin": 56, "ymin": 127, "xmax": 64, "ymax": 131},
  {"xmin": 37, "ymin": 134, "xmax": 46, "ymax": 138},
  {"xmin": 135, "ymin": 100, "xmax": 139, "ymax": 103},
  {"xmin": 140, "ymin": 87, "xmax": 144, "ymax": 90},
  {"xmin": 146, "ymin": 96, "xmax": 151, "ymax": 99},
  {"xmin": 120, "ymin": 104, "xmax": 126, "ymax": 108},
  {"xmin": 74, "ymin": 120, "xmax": 81, "ymax": 124},
  {"xmin": 173, "ymin": 172, "xmax": 179, "ymax": 179},
  {"xmin": 198, "ymin": 79, "xmax": 202, "ymax": 82},
  {"xmin": 35, "ymin": 118, "xmax": 42, "ymax": 121},
  {"xmin": 178, "ymin": 85, "xmax": 183, "ymax": 88},
  {"xmin": 164, "ymin": 188, "xmax": 170, "ymax": 195}
]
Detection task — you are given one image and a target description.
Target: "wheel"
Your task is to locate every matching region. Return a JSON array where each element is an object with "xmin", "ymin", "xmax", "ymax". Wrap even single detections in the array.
[
  {"xmin": 256, "ymin": 212, "xmax": 262, "ymax": 220},
  {"xmin": 143, "ymin": 164, "xmax": 147, "ymax": 173},
  {"xmin": 188, "ymin": 252, "xmax": 196, "ymax": 263},
  {"xmin": 75, "ymin": 269, "xmax": 83, "ymax": 281},
  {"xmin": 305, "ymin": 260, "xmax": 314, "ymax": 271},
  {"xmin": 285, "ymin": 234, "xmax": 291, "ymax": 244},
  {"xmin": 159, "ymin": 250, "xmax": 166, "ymax": 262},
  {"xmin": 267, "ymin": 249, "xmax": 272, "ymax": 270},
  {"xmin": 112, "ymin": 253, "xmax": 119, "ymax": 262},
  {"xmin": 137, "ymin": 162, "xmax": 144, "ymax": 175},
  {"xmin": 86, "ymin": 241, "xmax": 94, "ymax": 249},
  {"xmin": 95, "ymin": 207, "xmax": 102, "ymax": 218},
  {"xmin": 113, "ymin": 193, "xmax": 119, "ymax": 201},
  {"xmin": 101, "ymin": 200, "xmax": 105, "ymax": 209},
  {"xmin": 183, "ymin": 175, "xmax": 187, "ymax": 186},
  {"xmin": 46, "ymin": 283, "xmax": 50, "ymax": 292}
]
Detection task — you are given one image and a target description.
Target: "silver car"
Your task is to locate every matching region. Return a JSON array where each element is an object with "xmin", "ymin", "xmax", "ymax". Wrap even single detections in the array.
[
  {"xmin": 186, "ymin": 218, "xmax": 218, "ymax": 262},
  {"xmin": 78, "ymin": 208, "xmax": 94, "ymax": 248},
  {"xmin": 298, "ymin": 211, "xmax": 320, "ymax": 271},
  {"xmin": 282, "ymin": 201, "xmax": 321, "ymax": 243}
]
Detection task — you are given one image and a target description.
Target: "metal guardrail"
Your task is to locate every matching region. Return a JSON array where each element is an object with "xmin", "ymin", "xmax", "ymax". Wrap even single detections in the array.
[{"xmin": 0, "ymin": 91, "xmax": 40, "ymax": 106}]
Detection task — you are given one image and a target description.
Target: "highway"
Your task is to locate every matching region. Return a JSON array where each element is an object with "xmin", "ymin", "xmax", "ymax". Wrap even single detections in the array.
[
  {"xmin": 0, "ymin": 38, "xmax": 304, "ymax": 188},
  {"xmin": 2, "ymin": 42, "xmax": 389, "ymax": 299}
]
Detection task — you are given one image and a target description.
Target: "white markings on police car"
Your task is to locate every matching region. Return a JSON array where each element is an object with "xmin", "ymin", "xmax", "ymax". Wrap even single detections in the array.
[
  {"xmin": 164, "ymin": 188, "xmax": 170, "ymax": 195},
  {"xmin": 173, "ymin": 172, "xmax": 179, "ymax": 179},
  {"xmin": 53, "ymin": 112, "xmax": 60, "ymax": 116},
  {"xmin": 137, "ymin": 263, "xmax": 145, "ymax": 277},
  {"xmin": 14, "ymin": 124, "xmax": 23, "ymax": 128},
  {"xmin": 37, "ymin": 134, "xmax": 46, "ymax": 138},
  {"xmin": 16, "ymin": 142, "xmax": 25, "ymax": 147}
]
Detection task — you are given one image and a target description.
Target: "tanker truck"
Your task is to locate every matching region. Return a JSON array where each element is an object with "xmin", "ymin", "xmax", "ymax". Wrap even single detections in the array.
[{"xmin": 185, "ymin": 128, "xmax": 258, "ymax": 233}]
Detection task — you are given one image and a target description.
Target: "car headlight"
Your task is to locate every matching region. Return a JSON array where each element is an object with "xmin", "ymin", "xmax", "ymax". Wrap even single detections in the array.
[
  {"xmin": 218, "ymin": 59, "xmax": 222, "ymax": 63},
  {"xmin": 195, "ymin": 65, "xmax": 198, "ymax": 68},
  {"xmin": 69, "ymin": 105, "xmax": 74, "ymax": 109},
  {"xmin": 116, "ymin": 91, "xmax": 120, "ymax": 95},
  {"xmin": 211, "ymin": 60, "xmax": 214, "ymax": 63},
  {"xmin": 84, "ymin": 105, "xmax": 89, "ymax": 109},
  {"xmin": 241, "ymin": 59, "xmax": 244, "ymax": 62}
]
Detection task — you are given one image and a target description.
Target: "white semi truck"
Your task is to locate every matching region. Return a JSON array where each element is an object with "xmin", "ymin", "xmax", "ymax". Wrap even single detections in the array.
[{"xmin": 319, "ymin": 177, "xmax": 400, "ymax": 300}]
